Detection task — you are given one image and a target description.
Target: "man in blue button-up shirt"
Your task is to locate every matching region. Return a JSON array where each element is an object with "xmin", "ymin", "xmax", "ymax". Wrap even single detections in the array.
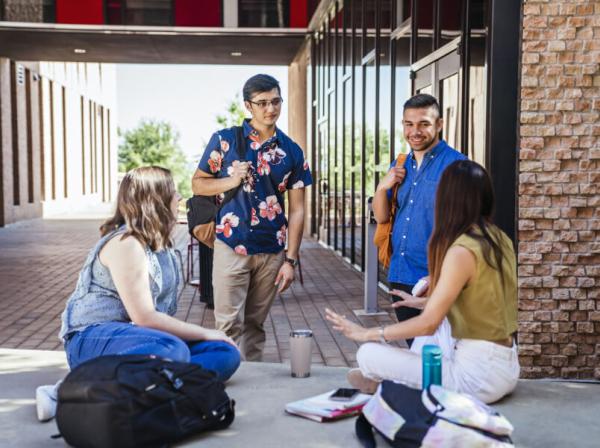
[
  {"xmin": 373, "ymin": 94, "xmax": 466, "ymax": 346},
  {"xmin": 192, "ymin": 74, "xmax": 312, "ymax": 361}
]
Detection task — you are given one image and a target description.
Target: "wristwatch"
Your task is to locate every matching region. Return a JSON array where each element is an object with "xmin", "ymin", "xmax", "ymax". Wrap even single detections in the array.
[{"xmin": 284, "ymin": 256, "xmax": 299, "ymax": 267}]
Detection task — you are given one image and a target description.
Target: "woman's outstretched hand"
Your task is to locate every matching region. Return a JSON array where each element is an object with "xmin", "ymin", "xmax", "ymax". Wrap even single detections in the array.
[
  {"xmin": 325, "ymin": 308, "xmax": 368, "ymax": 342},
  {"xmin": 389, "ymin": 289, "xmax": 427, "ymax": 310},
  {"xmin": 202, "ymin": 329, "xmax": 239, "ymax": 350}
]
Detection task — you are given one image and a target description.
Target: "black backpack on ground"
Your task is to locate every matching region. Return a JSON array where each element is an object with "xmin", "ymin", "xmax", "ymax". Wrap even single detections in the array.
[{"xmin": 56, "ymin": 354, "xmax": 235, "ymax": 448}]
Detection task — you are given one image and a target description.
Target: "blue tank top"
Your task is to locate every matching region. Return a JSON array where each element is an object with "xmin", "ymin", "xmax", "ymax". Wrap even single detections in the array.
[{"xmin": 59, "ymin": 228, "xmax": 180, "ymax": 340}]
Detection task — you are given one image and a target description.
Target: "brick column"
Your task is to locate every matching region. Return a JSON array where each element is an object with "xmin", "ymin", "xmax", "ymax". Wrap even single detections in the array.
[{"xmin": 519, "ymin": 0, "xmax": 599, "ymax": 379}]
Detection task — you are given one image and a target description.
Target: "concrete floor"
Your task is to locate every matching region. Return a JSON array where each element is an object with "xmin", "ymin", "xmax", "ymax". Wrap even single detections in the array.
[{"xmin": 1, "ymin": 348, "xmax": 599, "ymax": 448}]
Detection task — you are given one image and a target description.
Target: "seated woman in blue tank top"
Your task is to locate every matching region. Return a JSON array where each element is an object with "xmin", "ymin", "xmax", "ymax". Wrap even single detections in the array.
[{"xmin": 59, "ymin": 166, "xmax": 240, "ymax": 381}]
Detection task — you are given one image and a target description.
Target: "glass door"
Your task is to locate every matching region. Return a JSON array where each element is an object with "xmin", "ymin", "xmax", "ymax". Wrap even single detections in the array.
[{"xmin": 412, "ymin": 49, "xmax": 462, "ymax": 153}]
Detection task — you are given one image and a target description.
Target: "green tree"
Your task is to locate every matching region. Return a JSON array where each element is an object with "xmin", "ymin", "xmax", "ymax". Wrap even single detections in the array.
[
  {"xmin": 215, "ymin": 94, "xmax": 248, "ymax": 128},
  {"xmin": 118, "ymin": 119, "xmax": 192, "ymax": 198}
]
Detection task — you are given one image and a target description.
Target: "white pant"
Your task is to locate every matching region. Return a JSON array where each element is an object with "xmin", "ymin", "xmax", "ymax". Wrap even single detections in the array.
[
  {"xmin": 410, "ymin": 317, "xmax": 456, "ymax": 360},
  {"xmin": 356, "ymin": 339, "xmax": 520, "ymax": 404}
]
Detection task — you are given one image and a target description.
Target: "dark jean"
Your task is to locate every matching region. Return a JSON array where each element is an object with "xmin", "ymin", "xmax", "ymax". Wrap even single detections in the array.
[
  {"xmin": 389, "ymin": 282, "xmax": 421, "ymax": 348},
  {"xmin": 65, "ymin": 322, "xmax": 241, "ymax": 382}
]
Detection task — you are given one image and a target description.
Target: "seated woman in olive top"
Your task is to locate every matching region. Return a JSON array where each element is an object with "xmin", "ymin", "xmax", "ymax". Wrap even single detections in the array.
[{"xmin": 326, "ymin": 160, "xmax": 519, "ymax": 404}]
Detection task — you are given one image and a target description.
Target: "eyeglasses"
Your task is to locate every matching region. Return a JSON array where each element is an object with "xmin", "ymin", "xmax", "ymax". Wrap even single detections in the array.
[{"xmin": 247, "ymin": 97, "xmax": 283, "ymax": 110}]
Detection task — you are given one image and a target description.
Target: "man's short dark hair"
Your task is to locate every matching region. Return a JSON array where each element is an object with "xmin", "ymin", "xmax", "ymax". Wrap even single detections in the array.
[
  {"xmin": 243, "ymin": 74, "xmax": 281, "ymax": 101},
  {"xmin": 403, "ymin": 93, "xmax": 442, "ymax": 118}
]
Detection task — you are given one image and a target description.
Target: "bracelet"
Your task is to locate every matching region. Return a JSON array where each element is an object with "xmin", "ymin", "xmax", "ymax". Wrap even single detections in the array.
[{"xmin": 378, "ymin": 326, "xmax": 388, "ymax": 344}]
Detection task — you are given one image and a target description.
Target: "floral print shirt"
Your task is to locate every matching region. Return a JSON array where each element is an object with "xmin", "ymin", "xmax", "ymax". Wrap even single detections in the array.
[{"xmin": 198, "ymin": 120, "xmax": 313, "ymax": 255}]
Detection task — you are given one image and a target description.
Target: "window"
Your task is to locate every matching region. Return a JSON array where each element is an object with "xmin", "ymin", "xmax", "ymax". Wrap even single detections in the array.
[
  {"xmin": 467, "ymin": 0, "xmax": 489, "ymax": 165},
  {"xmin": 106, "ymin": 0, "xmax": 124, "ymax": 24},
  {"xmin": 124, "ymin": 0, "xmax": 172, "ymax": 26},
  {"xmin": 238, "ymin": 0, "xmax": 289, "ymax": 28},
  {"xmin": 394, "ymin": 0, "xmax": 411, "ymax": 29},
  {"xmin": 439, "ymin": 0, "xmax": 462, "ymax": 47},
  {"xmin": 415, "ymin": 0, "xmax": 434, "ymax": 60},
  {"xmin": 43, "ymin": 0, "xmax": 56, "ymax": 22}
]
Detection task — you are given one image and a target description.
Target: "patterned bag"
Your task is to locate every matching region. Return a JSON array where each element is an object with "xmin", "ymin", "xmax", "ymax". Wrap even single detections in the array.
[
  {"xmin": 373, "ymin": 153, "xmax": 407, "ymax": 267},
  {"xmin": 356, "ymin": 381, "xmax": 514, "ymax": 447}
]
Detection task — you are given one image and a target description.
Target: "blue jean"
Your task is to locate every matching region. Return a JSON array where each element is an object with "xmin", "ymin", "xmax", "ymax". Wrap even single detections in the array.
[{"xmin": 65, "ymin": 322, "xmax": 241, "ymax": 382}]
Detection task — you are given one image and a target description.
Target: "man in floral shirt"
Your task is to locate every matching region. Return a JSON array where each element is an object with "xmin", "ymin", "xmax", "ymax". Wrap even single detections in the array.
[{"xmin": 192, "ymin": 74, "xmax": 312, "ymax": 361}]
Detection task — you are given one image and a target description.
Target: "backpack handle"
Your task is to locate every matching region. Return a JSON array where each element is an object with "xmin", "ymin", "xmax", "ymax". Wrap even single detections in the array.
[{"xmin": 355, "ymin": 413, "xmax": 377, "ymax": 448}]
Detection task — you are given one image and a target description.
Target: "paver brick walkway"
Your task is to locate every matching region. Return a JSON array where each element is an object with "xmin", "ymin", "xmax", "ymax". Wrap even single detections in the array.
[{"xmin": 0, "ymin": 219, "xmax": 399, "ymax": 366}]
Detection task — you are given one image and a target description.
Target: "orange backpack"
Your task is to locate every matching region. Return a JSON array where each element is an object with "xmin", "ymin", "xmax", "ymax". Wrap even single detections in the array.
[{"xmin": 373, "ymin": 153, "xmax": 407, "ymax": 268}]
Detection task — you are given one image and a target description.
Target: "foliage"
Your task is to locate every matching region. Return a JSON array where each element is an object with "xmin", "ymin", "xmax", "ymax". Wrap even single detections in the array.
[
  {"xmin": 118, "ymin": 119, "xmax": 192, "ymax": 198},
  {"xmin": 322, "ymin": 125, "xmax": 405, "ymax": 195},
  {"xmin": 215, "ymin": 94, "xmax": 248, "ymax": 128}
]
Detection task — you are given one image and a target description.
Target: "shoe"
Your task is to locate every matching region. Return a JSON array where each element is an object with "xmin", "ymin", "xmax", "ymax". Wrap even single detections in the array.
[
  {"xmin": 347, "ymin": 368, "xmax": 379, "ymax": 394},
  {"xmin": 36, "ymin": 381, "xmax": 61, "ymax": 422}
]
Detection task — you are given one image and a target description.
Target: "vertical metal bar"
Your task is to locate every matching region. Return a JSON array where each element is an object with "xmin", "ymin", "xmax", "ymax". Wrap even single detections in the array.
[
  {"xmin": 486, "ymin": 0, "xmax": 519, "ymax": 243},
  {"xmin": 374, "ymin": 0, "xmax": 381, "ymax": 189},
  {"xmin": 310, "ymin": 36, "xmax": 317, "ymax": 236},
  {"xmin": 80, "ymin": 95, "xmax": 85, "ymax": 195},
  {"xmin": 61, "ymin": 85, "xmax": 67, "ymax": 198},
  {"xmin": 410, "ymin": 0, "xmax": 417, "ymax": 65},
  {"xmin": 360, "ymin": 0, "xmax": 367, "ymax": 270},
  {"xmin": 350, "ymin": 0, "xmax": 356, "ymax": 265},
  {"xmin": 107, "ymin": 109, "xmax": 111, "ymax": 201},
  {"xmin": 325, "ymin": 19, "xmax": 331, "ymax": 247},
  {"xmin": 10, "ymin": 61, "xmax": 20, "ymax": 206},
  {"xmin": 461, "ymin": 0, "xmax": 471, "ymax": 156},
  {"xmin": 25, "ymin": 69, "xmax": 33, "ymax": 203},
  {"xmin": 38, "ymin": 76, "xmax": 45, "ymax": 202},
  {"xmin": 333, "ymin": 1, "xmax": 339, "ymax": 251},
  {"xmin": 390, "ymin": 0, "xmax": 398, "ymax": 164},
  {"xmin": 341, "ymin": 3, "xmax": 347, "ymax": 258},
  {"xmin": 49, "ymin": 81, "xmax": 55, "ymax": 200},
  {"xmin": 89, "ymin": 100, "xmax": 93, "ymax": 194},
  {"xmin": 434, "ymin": 0, "xmax": 440, "ymax": 50}
]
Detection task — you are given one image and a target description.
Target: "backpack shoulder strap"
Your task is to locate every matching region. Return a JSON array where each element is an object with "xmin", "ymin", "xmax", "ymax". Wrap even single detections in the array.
[
  {"xmin": 234, "ymin": 125, "xmax": 246, "ymax": 161},
  {"xmin": 219, "ymin": 126, "xmax": 246, "ymax": 208},
  {"xmin": 389, "ymin": 153, "xmax": 405, "ymax": 219}
]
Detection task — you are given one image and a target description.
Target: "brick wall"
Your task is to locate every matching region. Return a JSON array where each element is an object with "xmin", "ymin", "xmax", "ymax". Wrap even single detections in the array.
[{"xmin": 519, "ymin": 0, "xmax": 600, "ymax": 379}]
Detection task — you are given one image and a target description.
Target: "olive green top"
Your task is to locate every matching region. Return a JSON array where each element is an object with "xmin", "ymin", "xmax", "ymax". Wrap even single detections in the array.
[{"xmin": 447, "ymin": 227, "xmax": 517, "ymax": 341}]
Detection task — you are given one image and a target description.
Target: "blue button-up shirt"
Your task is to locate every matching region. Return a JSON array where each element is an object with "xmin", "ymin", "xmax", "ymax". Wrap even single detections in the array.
[
  {"xmin": 198, "ymin": 120, "xmax": 312, "ymax": 256},
  {"xmin": 388, "ymin": 140, "xmax": 466, "ymax": 285}
]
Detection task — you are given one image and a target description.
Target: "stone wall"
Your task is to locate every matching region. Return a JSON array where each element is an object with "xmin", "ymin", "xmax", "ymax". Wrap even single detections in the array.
[
  {"xmin": 3, "ymin": 0, "xmax": 44, "ymax": 22},
  {"xmin": 518, "ymin": 0, "xmax": 600, "ymax": 378}
]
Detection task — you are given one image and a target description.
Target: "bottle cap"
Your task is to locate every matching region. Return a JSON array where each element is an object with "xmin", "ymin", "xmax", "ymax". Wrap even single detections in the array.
[{"xmin": 422, "ymin": 344, "xmax": 442, "ymax": 361}]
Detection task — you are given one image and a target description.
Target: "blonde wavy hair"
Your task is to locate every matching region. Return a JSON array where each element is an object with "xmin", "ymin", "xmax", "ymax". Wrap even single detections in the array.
[{"xmin": 100, "ymin": 166, "xmax": 177, "ymax": 251}]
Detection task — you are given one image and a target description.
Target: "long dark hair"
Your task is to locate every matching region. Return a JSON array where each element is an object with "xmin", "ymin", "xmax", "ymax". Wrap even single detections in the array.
[{"xmin": 428, "ymin": 160, "xmax": 507, "ymax": 292}]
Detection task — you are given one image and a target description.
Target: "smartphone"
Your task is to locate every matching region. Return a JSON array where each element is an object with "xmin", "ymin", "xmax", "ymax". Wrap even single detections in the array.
[
  {"xmin": 412, "ymin": 278, "xmax": 429, "ymax": 297},
  {"xmin": 329, "ymin": 388, "xmax": 360, "ymax": 401}
]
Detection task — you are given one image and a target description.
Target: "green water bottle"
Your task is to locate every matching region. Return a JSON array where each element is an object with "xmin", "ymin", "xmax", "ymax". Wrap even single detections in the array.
[{"xmin": 422, "ymin": 344, "xmax": 442, "ymax": 389}]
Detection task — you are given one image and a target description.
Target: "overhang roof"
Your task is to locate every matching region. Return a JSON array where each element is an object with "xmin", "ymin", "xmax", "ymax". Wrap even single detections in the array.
[{"xmin": 0, "ymin": 22, "xmax": 308, "ymax": 65}]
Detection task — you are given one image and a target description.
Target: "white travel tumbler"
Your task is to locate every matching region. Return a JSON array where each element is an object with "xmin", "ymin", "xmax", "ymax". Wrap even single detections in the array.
[{"xmin": 290, "ymin": 329, "xmax": 313, "ymax": 378}]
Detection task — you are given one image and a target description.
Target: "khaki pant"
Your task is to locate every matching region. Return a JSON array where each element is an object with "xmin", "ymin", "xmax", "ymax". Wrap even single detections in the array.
[{"xmin": 212, "ymin": 238, "xmax": 284, "ymax": 361}]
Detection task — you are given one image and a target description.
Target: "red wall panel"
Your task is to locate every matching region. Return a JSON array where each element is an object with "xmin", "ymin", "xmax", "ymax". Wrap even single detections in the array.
[
  {"xmin": 290, "ymin": 0, "xmax": 308, "ymax": 28},
  {"xmin": 56, "ymin": 0, "xmax": 104, "ymax": 25},
  {"xmin": 175, "ymin": 0, "xmax": 221, "ymax": 27}
]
